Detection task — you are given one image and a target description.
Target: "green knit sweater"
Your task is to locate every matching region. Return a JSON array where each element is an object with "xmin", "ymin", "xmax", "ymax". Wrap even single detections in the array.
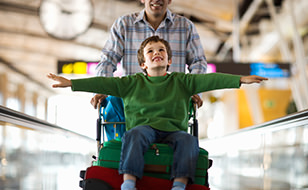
[{"xmin": 71, "ymin": 72, "xmax": 241, "ymax": 132}]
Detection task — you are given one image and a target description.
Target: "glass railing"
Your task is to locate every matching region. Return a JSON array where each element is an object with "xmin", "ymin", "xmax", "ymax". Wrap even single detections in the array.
[
  {"xmin": 0, "ymin": 105, "xmax": 96, "ymax": 190},
  {"xmin": 200, "ymin": 109, "xmax": 308, "ymax": 190}
]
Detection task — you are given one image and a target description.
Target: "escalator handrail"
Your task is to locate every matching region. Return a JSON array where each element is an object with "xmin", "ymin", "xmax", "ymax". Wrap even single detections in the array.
[
  {"xmin": 0, "ymin": 105, "xmax": 94, "ymax": 141},
  {"xmin": 204, "ymin": 109, "xmax": 308, "ymax": 140},
  {"xmin": 240, "ymin": 109, "xmax": 308, "ymax": 132}
]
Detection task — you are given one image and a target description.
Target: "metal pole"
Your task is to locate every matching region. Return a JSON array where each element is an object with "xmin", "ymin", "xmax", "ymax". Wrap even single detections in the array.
[
  {"xmin": 233, "ymin": 0, "xmax": 241, "ymax": 62},
  {"xmin": 265, "ymin": 0, "xmax": 293, "ymax": 62},
  {"xmin": 287, "ymin": 0, "xmax": 308, "ymax": 110},
  {"xmin": 265, "ymin": 0, "xmax": 305, "ymax": 110},
  {"xmin": 216, "ymin": 0, "xmax": 264, "ymax": 61}
]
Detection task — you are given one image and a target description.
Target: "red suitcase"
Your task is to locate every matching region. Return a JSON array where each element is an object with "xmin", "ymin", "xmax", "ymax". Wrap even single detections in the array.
[{"xmin": 81, "ymin": 166, "xmax": 210, "ymax": 190}]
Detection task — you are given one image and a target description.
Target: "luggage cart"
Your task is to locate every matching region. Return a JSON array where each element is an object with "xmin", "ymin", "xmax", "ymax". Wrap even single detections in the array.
[{"xmin": 79, "ymin": 99, "xmax": 212, "ymax": 190}]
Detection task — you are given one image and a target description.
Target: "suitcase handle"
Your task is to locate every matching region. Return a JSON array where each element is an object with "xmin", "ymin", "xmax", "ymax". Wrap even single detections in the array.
[{"xmin": 150, "ymin": 144, "xmax": 160, "ymax": 156}]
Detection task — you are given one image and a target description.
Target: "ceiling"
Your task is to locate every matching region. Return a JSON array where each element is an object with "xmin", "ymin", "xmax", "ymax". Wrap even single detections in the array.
[{"xmin": 0, "ymin": 0, "xmax": 308, "ymax": 93}]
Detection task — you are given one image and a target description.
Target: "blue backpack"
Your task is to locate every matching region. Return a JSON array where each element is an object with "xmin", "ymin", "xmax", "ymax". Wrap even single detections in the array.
[{"xmin": 100, "ymin": 96, "xmax": 126, "ymax": 141}]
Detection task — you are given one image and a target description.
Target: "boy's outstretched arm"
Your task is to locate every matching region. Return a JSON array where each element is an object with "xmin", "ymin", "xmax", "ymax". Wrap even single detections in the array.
[
  {"xmin": 240, "ymin": 75, "xmax": 268, "ymax": 84},
  {"xmin": 47, "ymin": 73, "xmax": 72, "ymax": 88}
]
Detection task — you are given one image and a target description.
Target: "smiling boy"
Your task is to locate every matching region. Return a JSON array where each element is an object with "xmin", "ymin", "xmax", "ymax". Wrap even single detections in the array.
[{"xmin": 47, "ymin": 36, "xmax": 267, "ymax": 190}]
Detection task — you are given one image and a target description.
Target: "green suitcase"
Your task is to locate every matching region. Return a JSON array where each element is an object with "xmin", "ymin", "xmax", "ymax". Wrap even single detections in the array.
[{"xmin": 93, "ymin": 139, "xmax": 210, "ymax": 185}]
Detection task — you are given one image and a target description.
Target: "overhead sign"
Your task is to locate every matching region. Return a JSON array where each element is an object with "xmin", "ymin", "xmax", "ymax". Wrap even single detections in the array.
[
  {"xmin": 250, "ymin": 63, "xmax": 290, "ymax": 78},
  {"xmin": 58, "ymin": 61, "xmax": 290, "ymax": 78},
  {"xmin": 57, "ymin": 61, "xmax": 124, "ymax": 76},
  {"xmin": 210, "ymin": 62, "xmax": 290, "ymax": 78},
  {"xmin": 58, "ymin": 61, "xmax": 97, "ymax": 75}
]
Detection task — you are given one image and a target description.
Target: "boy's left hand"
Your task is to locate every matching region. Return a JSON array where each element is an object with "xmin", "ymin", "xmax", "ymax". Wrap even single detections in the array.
[
  {"xmin": 47, "ymin": 73, "xmax": 72, "ymax": 88},
  {"xmin": 240, "ymin": 75, "xmax": 268, "ymax": 84}
]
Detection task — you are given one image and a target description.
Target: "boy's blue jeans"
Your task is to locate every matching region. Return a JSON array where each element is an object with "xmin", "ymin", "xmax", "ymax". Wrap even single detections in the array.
[{"xmin": 119, "ymin": 125, "xmax": 199, "ymax": 183}]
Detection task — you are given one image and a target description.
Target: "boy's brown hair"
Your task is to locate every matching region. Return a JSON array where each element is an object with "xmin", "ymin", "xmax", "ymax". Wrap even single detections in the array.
[{"xmin": 137, "ymin": 36, "xmax": 172, "ymax": 73}]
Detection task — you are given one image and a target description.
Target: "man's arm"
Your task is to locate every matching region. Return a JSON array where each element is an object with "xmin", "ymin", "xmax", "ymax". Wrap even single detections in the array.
[
  {"xmin": 184, "ymin": 20, "xmax": 207, "ymax": 108},
  {"xmin": 186, "ymin": 21, "xmax": 207, "ymax": 74},
  {"xmin": 96, "ymin": 17, "xmax": 125, "ymax": 77},
  {"xmin": 92, "ymin": 17, "xmax": 126, "ymax": 108}
]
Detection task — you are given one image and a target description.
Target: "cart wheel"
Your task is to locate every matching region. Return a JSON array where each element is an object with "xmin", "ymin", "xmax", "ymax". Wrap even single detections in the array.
[
  {"xmin": 80, "ymin": 170, "xmax": 86, "ymax": 179},
  {"xmin": 82, "ymin": 178, "xmax": 112, "ymax": 190}
]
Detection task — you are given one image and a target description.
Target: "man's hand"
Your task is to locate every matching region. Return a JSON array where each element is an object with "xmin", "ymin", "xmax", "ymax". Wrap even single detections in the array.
[
  {"xmin": 47, "ymin": 73, "xmax": 72, "ymax": 88},
  {"xmin": 240, "ymin": 75, "xmax": 268, "ymax": 84},
  {"xmin": 191, "ymin": 94, "xmax": 203, "ymax": 108},
  {"xmin": 91, "ymin": 94, "xmax": 108, "ymax": 109}
]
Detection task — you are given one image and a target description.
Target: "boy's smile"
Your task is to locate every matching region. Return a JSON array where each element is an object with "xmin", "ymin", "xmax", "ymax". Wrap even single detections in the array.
[{"xmin": 152, "ymin": 55, "xmax": 163, "ymax": 62}]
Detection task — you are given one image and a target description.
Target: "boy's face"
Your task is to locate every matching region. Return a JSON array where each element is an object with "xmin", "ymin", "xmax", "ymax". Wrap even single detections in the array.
[
  {"xmin": 141, "ymin": 0, "xmax": 172, "ymax": 18},
  {"xmin": 141, "ymin": 41, "xmax": 171, "ymax": 71}
]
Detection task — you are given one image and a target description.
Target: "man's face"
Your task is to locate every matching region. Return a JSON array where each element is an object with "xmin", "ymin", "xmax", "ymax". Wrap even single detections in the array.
[
  {"xmin": 141, "ymin": 41, "xmax": 171, "ymax": 71},
  {"xmin": 141, "ymin": 0, "xmax": 171, "ymax": 18}
]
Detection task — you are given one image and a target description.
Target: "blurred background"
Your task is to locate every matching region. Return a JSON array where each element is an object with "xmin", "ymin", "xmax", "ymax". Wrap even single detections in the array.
[{"xmin": 0, "ymin": 0, "xmax": 308, "ymax": 189}]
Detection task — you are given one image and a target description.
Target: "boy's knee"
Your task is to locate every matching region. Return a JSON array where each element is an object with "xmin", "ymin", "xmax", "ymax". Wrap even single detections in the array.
[
  {"xmin": 124, "ymin": 126, "xmax": 144, "ymax": 139},
  {"xmin": 122, "ymin": 125, "xmax": 154, "ymax": 145},
  {"xmin": 177, "ymin": 132, "xmax": 198, "ymax": 145}
]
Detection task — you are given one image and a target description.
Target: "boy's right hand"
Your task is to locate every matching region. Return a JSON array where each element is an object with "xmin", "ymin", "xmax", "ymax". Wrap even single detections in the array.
[
  {"xmin": 47, "ymin": 73, "xmax": 72, "ymax": 88},
  {"xmin": 91, "ymin": 94, "xmax": 108, "ymax": 109},
  {"xmin": 240, "ymin": 75, "xmax": 268, "ymax": 84}
]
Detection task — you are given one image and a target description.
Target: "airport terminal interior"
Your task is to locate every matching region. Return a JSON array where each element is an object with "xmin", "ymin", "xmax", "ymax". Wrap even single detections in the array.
[{"xmin": 0, "ymin": 0, "xmax": 308, "ymax": 189}]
